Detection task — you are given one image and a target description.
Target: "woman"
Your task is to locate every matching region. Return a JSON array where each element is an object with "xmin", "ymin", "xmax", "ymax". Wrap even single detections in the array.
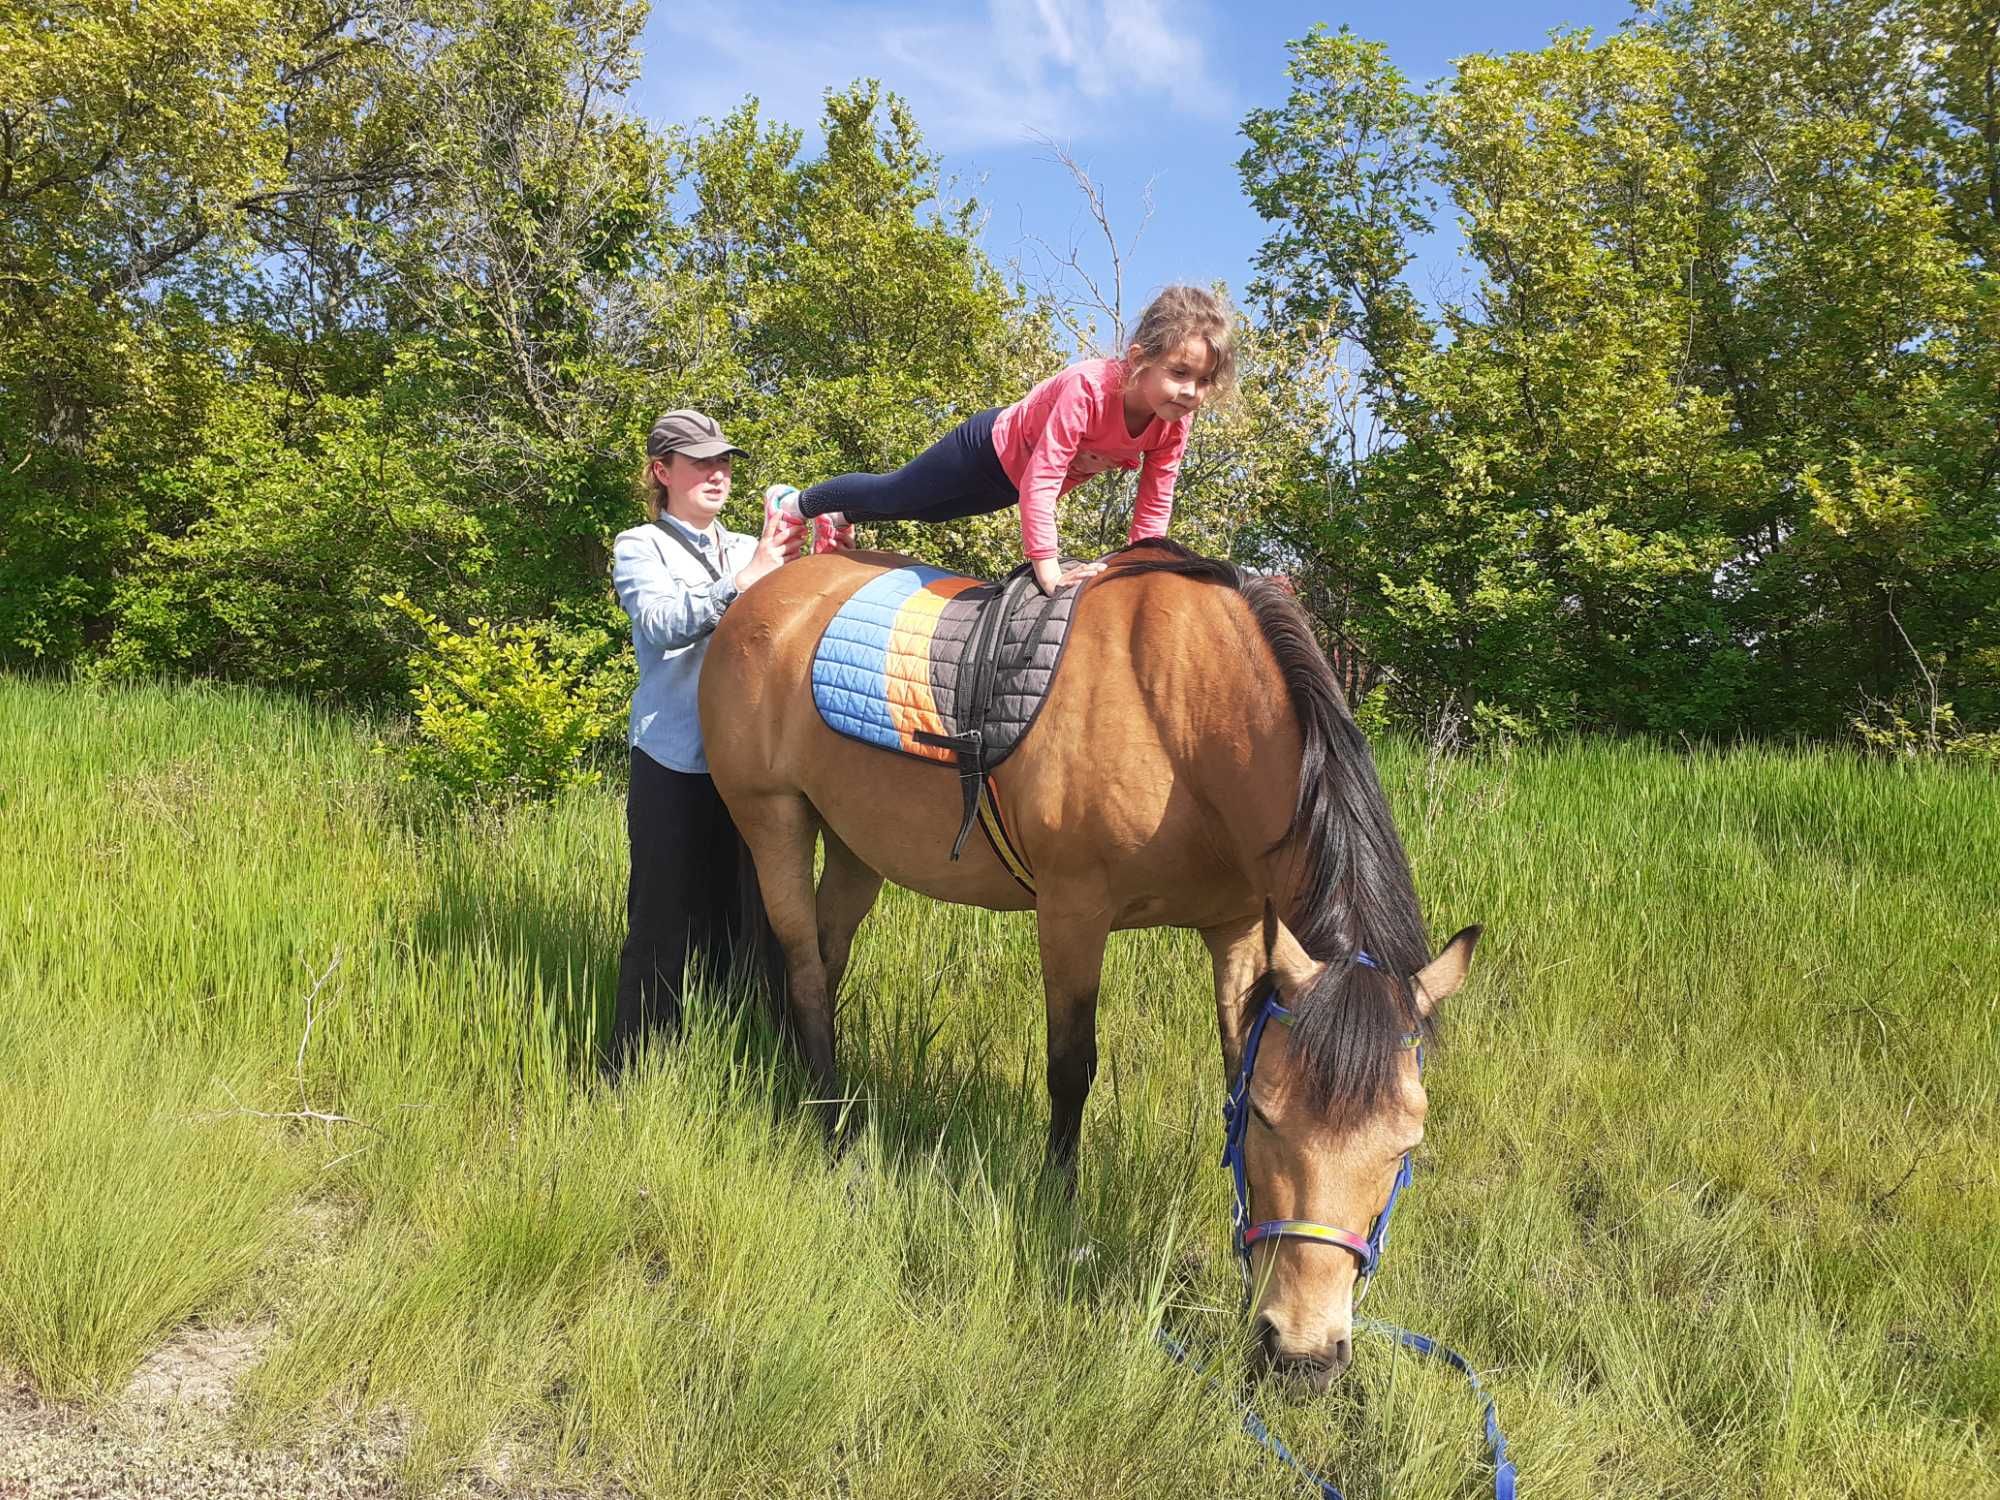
[{"xmin": 606, "ymin": 408, "xmax": 804, "ymax": 1074}]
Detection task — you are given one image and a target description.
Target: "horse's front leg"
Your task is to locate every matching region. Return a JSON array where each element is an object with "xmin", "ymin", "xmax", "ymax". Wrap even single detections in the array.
[
  {"xmin": 1200, "ymin": 914, "xmax": 1267, "ymax": 1081},
  {"xmin": 1035, "ymin": 902, "xmax": 1111, "ymax": 1186}
]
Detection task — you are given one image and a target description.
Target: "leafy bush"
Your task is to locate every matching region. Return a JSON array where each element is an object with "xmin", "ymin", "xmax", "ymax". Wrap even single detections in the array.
[
  {"xmin": 384, "ymin": 595, "xmax": 626, "ymax": 806},
  {"xmin": 93, "ymin": 391, "xmax": 486, "ymax": 700},
  {"xmin": 1850, "ymin": 698, "xmax": 2000, "ymax": 768}
]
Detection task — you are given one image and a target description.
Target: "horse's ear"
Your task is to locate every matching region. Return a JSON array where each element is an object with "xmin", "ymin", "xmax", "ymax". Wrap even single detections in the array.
[
  {"xmin": 1412, "ymin": 925, "xmax": 1481, "ymax": 1018},
  {"xmin": 1267, "ymin": 916, "xmax": 1322, "ymax": 998}
]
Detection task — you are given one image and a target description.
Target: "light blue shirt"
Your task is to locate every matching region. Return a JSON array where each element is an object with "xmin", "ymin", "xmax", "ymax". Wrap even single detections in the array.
[{"xmin": 610, "ymin": 513, "xmax": 758, "ymax": 774}]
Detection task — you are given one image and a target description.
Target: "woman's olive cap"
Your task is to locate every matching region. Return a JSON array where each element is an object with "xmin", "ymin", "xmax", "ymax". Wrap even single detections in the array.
[{"xmin": 647, "ymin": 409, "xmax": 747, "ymax": 460}]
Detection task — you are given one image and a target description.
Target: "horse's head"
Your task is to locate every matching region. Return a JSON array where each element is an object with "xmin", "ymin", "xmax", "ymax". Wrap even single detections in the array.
[{"xmin": 1236, "ymin": 924, "xmax": 1480, "ymax": 1389}]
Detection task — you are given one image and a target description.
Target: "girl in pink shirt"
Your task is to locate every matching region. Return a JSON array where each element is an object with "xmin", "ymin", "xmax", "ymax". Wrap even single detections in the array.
[{"xmin": 770, "ymin": 286, "xmax": 1236, "ymax": 595}]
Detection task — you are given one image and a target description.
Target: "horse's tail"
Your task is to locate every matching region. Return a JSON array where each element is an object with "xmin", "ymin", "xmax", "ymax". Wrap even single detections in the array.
[{"xmin": 732, "ymin": 828, "xmax": 790, "ymax": 1031}]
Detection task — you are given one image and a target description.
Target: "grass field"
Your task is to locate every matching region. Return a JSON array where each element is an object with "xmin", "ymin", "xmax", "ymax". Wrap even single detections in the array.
[{"xmin": 1, "ymin": 674, "xmax": 1994, "ymax": 1499}]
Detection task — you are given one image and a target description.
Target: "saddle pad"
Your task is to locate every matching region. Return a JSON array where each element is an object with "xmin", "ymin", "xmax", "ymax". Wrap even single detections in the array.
[{"xmin": 811, "ymin": 564, "xmax": 1081, "ymax": 767}]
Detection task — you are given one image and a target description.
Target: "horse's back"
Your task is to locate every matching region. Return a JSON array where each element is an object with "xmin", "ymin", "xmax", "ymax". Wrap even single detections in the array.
[
  {"xmin": 702, "ymin": 550, "xmax": 1041, "ymax": 908},
  {"xmin": 702, "ymin": 547, "xmax": 1295, "ymax": 926}
]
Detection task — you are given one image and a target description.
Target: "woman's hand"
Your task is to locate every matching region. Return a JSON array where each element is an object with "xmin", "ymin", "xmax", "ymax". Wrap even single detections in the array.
[
  {"xmin": 735, "ymin": 510, "xmax": 806, "ymax": 592},
  {"xmin": 1032, "ymin": 556, "xmax": 1107, "ymax": 595}
]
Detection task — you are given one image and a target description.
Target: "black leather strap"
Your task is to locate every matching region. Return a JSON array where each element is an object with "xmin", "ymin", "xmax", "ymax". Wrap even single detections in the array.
[
  {"xmin": 653, "ymin": 519, "xmax": 724, "ymax": 583},
  {"xmin": 913, "ymin": 564, "xmax": 1042, "ymax": 863}
]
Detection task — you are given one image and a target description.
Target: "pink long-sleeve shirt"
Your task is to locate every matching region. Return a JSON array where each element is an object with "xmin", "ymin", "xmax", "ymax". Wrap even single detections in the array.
[{"xmin": 990, "ymin": 358, "xmax": 1190, "ymax": 561}]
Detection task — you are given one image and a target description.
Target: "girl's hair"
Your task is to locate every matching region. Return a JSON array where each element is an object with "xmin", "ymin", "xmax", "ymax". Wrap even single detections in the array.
[{"xmin": 1126, "ymin": 285, "xmax": 1237, "ymax": 397}]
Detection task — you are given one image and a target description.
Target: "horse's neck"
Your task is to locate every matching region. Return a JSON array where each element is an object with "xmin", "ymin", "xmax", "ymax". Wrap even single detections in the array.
[{"xmin": 1190, "ymin": 632, "xmax": 1312, "ymax": 904}]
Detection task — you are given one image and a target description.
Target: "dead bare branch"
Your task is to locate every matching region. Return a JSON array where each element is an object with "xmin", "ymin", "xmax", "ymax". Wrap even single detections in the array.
[
  {"xmin": 198, "ymin": 1080, "xmax": 378, "ymax": 1133},
  {"xmin": 294, "ymin": 946, "xmax": 346, "ymax": 1110},
  {"xmin": 1018, "ymin": 130, "xmax": 1156, "ymax": 353}
]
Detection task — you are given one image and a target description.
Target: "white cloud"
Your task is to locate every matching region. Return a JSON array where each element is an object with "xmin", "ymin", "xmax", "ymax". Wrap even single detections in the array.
[
  {"xmin": 1025, "ymin": 0, "xmax": 1080, "ymax": 71},
  {"xmin": 639, "ymin": 0, "xmax": 1228, "ymax": 150}
]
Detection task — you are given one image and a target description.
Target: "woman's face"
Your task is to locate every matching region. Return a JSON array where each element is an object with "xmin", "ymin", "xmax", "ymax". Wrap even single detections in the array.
[{"xmin": 657, "ymin": 452, "xmax": 733, "ymax": 525}]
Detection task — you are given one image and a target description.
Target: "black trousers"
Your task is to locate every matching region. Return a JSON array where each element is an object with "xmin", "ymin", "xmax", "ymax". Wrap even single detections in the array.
[
  {"xmin": 798, "ymin": 407, "xmax": 1018, "ymax": 523},
  {"xmin": 609, "ymin": 748, "xmax": 749, "ymax": 1068}
]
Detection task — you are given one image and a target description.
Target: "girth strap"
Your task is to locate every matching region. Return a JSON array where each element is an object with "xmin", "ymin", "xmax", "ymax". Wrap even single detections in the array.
[
  {"xmin": 976, "ymin": 778, "xmax": 1037, "ymax": 894},
  {"xmin": 914, "ymin": 568, "xmax": 1046, "ymax": 862}
]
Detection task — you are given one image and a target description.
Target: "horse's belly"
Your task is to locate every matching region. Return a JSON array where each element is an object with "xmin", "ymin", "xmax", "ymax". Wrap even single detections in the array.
[
  {"xmin": 804, "ymin": 750, "xmax": 1038, "ymax": 913},
  {"xmin": 837, "ymin": 824, "xmax": 1038, "ymax": 912}
]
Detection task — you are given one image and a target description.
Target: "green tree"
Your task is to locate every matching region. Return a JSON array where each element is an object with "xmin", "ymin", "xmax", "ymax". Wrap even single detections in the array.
[
  {"xmin": 1663, "ymin": 0, "xmax": 2000, "ymax": 731},
  {"xmin": 0, "ymin": 0, "xmax": 417, "ymax": 665},
  {"xmin": 95, "ymin": 386, "xmax": 484, "ymax": 698},
  {"xmin": 39, "ymin": 14, "xmax": 1056, "ymax": 712},
  {"xmin": 1240, "ymin": 9, "xmax": 2000, "ymax": 737},
  {"xmin": 667, "ymin": 85, "xmax": 1058, "ymax": 579},
  {"xmin": 368, "ymin": 0, "xmax": 674, "ymax": 614},
  {"xmin": 1239, "ymin": 27, "xmax": 1436, "ymax": 418}
]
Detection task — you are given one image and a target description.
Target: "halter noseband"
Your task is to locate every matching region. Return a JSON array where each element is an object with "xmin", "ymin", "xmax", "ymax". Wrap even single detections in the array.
[{"xmin": 1220, "ymin": 953, "xmax": 1421, "ymax": 1297}]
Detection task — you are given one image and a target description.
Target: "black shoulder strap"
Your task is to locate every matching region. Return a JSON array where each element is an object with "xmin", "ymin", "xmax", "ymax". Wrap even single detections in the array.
[{"xmin": 653, "ymin": 519, "xmax": 723, "ymax": 582}]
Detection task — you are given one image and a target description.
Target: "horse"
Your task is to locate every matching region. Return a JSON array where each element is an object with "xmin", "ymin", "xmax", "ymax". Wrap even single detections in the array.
[{"xmin": 699, "ymin": 539, "xmax": 1479, "ymax": 1385}]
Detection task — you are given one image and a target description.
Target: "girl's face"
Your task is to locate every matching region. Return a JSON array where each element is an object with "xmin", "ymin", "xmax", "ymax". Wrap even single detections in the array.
[
  {"xmin": 656, "ymin": 452, "xmax": 733, "ymax": 526},
  {"xmin": 1127, "ymin": 336, "xmax": 1218, "ymax": 425}
]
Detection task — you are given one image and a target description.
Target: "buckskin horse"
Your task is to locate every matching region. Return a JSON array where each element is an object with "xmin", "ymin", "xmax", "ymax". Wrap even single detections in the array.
[{"xmin": 700, "ymin": 539, "xmax": 1479, "ymax": 1385}]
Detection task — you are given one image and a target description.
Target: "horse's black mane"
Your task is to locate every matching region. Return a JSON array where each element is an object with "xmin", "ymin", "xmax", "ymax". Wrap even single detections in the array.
[{"xmin": 1101, "ymin": 539, "xmax": 1435, "ymax": 1115}]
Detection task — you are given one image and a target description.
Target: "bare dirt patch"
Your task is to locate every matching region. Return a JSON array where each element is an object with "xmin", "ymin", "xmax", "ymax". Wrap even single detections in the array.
[
  {"xmin": 122, "ymin": 1323, "xmax": 270, "ymax": 1417},
  {"xmin": 0, "ymin": 1329, "xmax": 403, "ymax": 1497},
  {"xmin": 0, "ymin": 1324, "xmax": 604, "ymax": 1500}
]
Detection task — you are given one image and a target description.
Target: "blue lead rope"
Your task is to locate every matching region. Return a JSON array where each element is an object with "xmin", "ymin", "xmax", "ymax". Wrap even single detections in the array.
[
  {"xmin": 1155, "ymin": 1323, "xmax": 1516, "ymax": 1500},
  {"xmin": 1358, "ymin": 1320, "xmax": 1516, "ymax": 1498}
]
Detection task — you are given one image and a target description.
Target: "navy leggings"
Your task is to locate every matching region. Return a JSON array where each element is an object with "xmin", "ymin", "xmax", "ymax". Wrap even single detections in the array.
[{"xmin": 800, "ymin": 408, "xmax": 1018, "ymax": 523}]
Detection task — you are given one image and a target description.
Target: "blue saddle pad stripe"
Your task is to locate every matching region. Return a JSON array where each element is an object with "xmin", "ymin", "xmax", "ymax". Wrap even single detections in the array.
[{"xmin": 811, "ymin": 566, "xmax": 954, "ymax": 755}]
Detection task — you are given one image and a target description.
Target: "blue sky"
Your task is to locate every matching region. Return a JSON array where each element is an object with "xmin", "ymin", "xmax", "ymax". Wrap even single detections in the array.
[{"xmin": 631, "ymin": 0, "xmax": 1642, "ymax": 335}]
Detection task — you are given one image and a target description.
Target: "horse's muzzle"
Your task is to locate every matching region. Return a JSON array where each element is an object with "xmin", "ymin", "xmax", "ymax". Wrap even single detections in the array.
[{"xmin": 1253, "ymin": 1316, "xmax": 1354, "ymax": 1391}]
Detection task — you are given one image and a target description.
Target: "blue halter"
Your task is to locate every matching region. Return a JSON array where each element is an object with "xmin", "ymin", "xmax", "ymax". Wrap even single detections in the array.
[
  {"xmin": 1178, "ymin": 950, "xmax": 1518, "ymax": 1500},
  {"xmin": 1220, "ymin": 957, "xmax": 1415, "ymax": 1290}
]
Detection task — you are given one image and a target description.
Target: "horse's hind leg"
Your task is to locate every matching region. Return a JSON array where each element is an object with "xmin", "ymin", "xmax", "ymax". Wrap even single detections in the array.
[
  {"xmin": 1035, "ymin": 901, "xmax": 1111, "ymax": 1186},
  {"xmin": 816, "ymin": 824, "xmax": 883, "ymax": 1003},
  {"xmin": 734, "ymin": 790, "xmax": 843, "ymax": 1131}
]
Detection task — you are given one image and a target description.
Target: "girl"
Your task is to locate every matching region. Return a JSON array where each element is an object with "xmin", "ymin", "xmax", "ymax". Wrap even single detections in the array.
[{"xmin": 768, "ymin": 285, "xmax": 1235, "ymax": 594}]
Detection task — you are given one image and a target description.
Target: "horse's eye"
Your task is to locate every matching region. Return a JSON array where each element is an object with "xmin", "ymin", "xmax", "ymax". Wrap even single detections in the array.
[{"xmin": 1249, "ymin": 1102, "xmax": 1278, "ymax": 1131}]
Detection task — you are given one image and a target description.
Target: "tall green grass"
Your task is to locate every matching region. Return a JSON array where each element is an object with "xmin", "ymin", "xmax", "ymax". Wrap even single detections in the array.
[{"xmin": 1, "ymin": 675, "xmax": 1993, "ymax": 1497}]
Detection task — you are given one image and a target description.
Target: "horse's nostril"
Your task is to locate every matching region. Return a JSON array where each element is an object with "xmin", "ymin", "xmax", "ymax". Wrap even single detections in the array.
[
  {"xmin": 1252, "ymin": 1319, "xmax": 1355, "ymax": 1387},
  {"xmin": 1270, "ymin": 1351, "xmax": 1326, "ymax": 1385},
  {"xmin": 1252, "ymin": 1315, "xmax": 1281, "ymax": 1360}
]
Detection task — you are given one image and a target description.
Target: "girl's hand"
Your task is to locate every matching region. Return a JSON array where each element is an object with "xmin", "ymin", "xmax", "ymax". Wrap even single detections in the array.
[
  {"xmin": 1031, "ymin": 556, "xmax": 1107, "ymax": 595},
  {"xmin": 1063, "ymin": 560, "xmax": 1108, "ymax": 587}
]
